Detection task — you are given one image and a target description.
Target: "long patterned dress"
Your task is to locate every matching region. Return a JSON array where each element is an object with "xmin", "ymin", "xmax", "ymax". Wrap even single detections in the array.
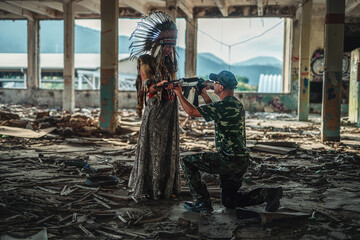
[{"xmin": 128, "ymin": 59, "xmax": 181, "ymax": 200}]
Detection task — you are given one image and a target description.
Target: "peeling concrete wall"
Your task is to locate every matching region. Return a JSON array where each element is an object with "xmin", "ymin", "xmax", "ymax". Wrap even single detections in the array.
[
  {"xmin": 310, "ymin": 17, "xmax": 325, "ymax": 54},
  {"xmin": 0, "ymin": 89, "xmax": 137, "ymax": 109}
]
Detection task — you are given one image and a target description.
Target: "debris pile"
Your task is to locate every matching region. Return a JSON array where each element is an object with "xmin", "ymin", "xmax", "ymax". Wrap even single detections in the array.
[{"xmin": 1, "ymin": 104, "xmax": 360, "ymax": 239}]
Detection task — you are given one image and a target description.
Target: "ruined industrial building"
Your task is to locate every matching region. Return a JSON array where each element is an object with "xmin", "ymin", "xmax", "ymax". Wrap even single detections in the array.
[{"xmin": 0, "ymin": 0, "xmax": 360, "ymax": 239}]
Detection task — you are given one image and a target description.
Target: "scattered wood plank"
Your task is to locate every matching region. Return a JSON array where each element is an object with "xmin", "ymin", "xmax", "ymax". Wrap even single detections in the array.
[
  {"xmin": 35, "ymin": 186, "xmax": 59, "ymax": 194},
  {"xmin": 131, "ymin": 196, "xmax": 138, "ymax": 203},
  {"xmin": 79, "ymin": 224, "xmax": 95, "ymax": 237},
  {"xmin": 96, "ymin": 192, "xmax": 129, "ymax": 201},
  {"xmin": 36, "ymin": 214, "xmax": 55, "ymax": 225},
  {"xmin": 96, "ymin": 230, "xmax": 124, "ymax": 239},
  {"xmin": 133, "ymin": 215, "xmax": 144, "ymax": 225},
  {"xmin": 74, "ymin": 185, "xmax": 100, "ymax": 191},
  {"xmin": 117, "ymin": 215, "xmax": 127, "ymax": 224},
  {"xmin": 77, "ymin": 191, "xmax": 96, "ymax": 203},
  {"xmin": 126, "ymin": 210, "xmax": 134, "ymax": 220},
  {"xmin": 100, "ymin": 226, "xmax": 149, "ymax": 239},
  {"xmin": 93, "ymin": 197, "xmax": 111, "ymax": 209},
  {"xmin": 256, "ymin": 141, "xmax": 298, "ymax": 148},
  {"xmin": 251, "ymin": 144, "xmax": 296, "ymax": 155},
  {"xmin": 139, "ymin": 216, "xmax": 166, "ymax": 224},
  {"xmin": 60, "ymin": 186, "xmax": 78, "ymax": 196},
  {"xmin": 59, "ymin": 214, "xmax": 73, "ymax": 223},
  {"xmin": 102, "ymin": 139, "xmax": 129, "ymax": 146},
  {"xmin": 92, "ymin": 193, "xmax": 118, "ymax": 205}
]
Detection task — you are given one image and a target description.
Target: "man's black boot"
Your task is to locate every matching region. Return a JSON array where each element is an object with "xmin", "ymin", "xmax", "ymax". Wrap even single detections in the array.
[
  {"xmin": 265, "ymin": 187, "xmax": 283, "ymax": 212},
  {"xmin": 184, "ymin": 201, "xmax": 213, "ymax": 213}
]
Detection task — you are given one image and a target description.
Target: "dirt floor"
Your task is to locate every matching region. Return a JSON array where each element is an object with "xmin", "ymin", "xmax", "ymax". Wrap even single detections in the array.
[{"xmin": 1, "ymin": 104, "xmax": 360, "ymax": 240}]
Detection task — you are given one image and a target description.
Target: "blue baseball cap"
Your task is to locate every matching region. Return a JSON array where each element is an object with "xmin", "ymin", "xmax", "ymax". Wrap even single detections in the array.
[{"xmin": 209, "ymin": 70, "xmax": 238, "ymax": 90}]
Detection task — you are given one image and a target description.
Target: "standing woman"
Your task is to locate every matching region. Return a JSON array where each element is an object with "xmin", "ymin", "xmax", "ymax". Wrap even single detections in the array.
[{"xmin": 128, "ymin": 11, "xmax": 181, "ymax": 200}]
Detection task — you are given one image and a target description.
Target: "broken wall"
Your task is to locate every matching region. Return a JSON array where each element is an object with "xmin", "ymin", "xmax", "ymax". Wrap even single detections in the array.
[{"xmin": 0, "ymin": 89, "xmax": 137, "ymax": 109}]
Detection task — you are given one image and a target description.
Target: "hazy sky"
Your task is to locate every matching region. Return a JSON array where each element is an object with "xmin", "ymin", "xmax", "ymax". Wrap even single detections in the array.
[{"xmin": 76, "ymin": 17, "xmax": 284, "ymax": 64}]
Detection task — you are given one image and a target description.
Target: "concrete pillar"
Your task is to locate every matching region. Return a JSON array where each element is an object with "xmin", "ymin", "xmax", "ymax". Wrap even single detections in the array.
[
  {"xmin": 185, "ymin": 18, "xmax": 197, "ymax": 77},
  {"xmin": 63, "ymin": 0, "xmax": 75, "ymax": 112},
  {"xmin": 27, "ymin": 19, "xmax": 40, "ymax": 90},
  {"xmin": 166, "ymin": 0, "xmax": 177, "ymax": 21},
  {"xmin": 100, "ymin": 0, "xmax": 118, "ymax": 133},
  {"xmin": 348, "ymin": 48, "xmax": 360, "ymax": 126},
  {"xmin": 298, "ymin": 0, "xmax": 312, "ymax": 121},
  {"xmin": 321, "ymin": 0, "xmax": 345, "ymax": 142}
]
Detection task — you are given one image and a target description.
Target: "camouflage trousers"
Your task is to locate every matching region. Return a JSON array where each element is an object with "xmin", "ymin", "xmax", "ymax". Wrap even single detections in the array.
[{"xmin": 181, "ymin": 151, "xmax": 268, "ymax": 208}]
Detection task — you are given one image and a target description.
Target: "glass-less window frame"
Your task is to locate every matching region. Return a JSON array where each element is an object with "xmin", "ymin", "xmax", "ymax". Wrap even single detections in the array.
[{"xmin": 0, "ymin": 20, "xmax": 27, "ymax": 89}]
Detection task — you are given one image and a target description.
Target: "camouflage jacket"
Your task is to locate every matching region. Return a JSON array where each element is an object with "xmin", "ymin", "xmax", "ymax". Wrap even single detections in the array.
[{"xmin": 197, "ymin": 96, "xmax": 249, "ymax": 156}]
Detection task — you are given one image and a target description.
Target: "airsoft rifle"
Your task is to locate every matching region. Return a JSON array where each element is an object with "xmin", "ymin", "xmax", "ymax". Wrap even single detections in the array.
[{"xmin": 153, "ymin": 77, "xmax": 214, "ymax": 94}]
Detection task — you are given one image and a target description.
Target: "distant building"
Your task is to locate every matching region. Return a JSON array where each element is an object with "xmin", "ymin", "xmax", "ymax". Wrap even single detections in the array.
[
  {"xmin": 117, "ymin": 56, "xmax": 137, "ymax": 91},
  {"xmin": 0, "ymin": 53, "xmax": 137, "ymax": 90}
]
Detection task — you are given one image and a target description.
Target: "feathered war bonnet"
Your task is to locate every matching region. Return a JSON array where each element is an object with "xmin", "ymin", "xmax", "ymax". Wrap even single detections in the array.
[{"xmin": 129, "ymin": 11, "xmax": 177, "ymax": 60}]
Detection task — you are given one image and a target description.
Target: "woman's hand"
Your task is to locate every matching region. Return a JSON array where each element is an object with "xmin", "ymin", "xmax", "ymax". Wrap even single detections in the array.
[
  {"xmin": 156, "ymin": 80, "xmax": 168, "ymax": 87},
  {"xmin": 150, "ymin": 80, "xmax": 168, "ymax": 93},
  {"xmin": 164, "ymin": 81, "xmax": 182, "ymax": 96}
]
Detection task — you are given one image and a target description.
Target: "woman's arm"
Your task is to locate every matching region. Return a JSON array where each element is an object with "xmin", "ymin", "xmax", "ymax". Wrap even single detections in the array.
[{"xmin": 139, "ymin": 63, "xmax": 166, "ymax": 94}]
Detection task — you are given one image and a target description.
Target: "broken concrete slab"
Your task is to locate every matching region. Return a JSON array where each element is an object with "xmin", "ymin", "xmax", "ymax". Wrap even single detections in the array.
[
  {"xmin": 198, "ymin": 210, "xmax": 238, "ymax": 239},
  {"xmin": 236, "ymin": 207, "xmax": 310, "ymax": 224},
  {"xmin": 323, "ymin": 188, "xmax": 360, "ymax": 212},
  {"xmin": 0, "ymin": 126, "xmax": 56, "ymax": 138},
  {"xmin": 0, "ymin": 228, "xmax": 48, "ymax": 240}
]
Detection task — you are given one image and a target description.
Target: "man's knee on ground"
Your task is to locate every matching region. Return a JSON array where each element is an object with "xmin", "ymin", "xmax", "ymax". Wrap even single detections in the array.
[{"xmin": 221, "ymin": 188, "xmax": 238, "ymax": 209}]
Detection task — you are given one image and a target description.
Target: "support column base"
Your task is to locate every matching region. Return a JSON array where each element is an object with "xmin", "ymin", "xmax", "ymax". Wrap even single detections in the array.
[{"xmin": 321, "ymin": 136, "xmax": 340, "ymax": 143}]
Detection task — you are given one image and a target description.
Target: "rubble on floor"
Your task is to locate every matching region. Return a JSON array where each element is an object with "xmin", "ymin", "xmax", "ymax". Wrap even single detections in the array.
[{"xmin": 1, "ymin": 104, "xmax": 360, "ymax": 239}]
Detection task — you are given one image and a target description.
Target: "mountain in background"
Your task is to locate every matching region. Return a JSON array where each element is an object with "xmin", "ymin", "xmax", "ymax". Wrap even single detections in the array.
[
  {"xmin": 234, "ymin": 56, "xmax": 283, "ymax": 68},
  {"xmin": 175, "ymin": 49, "xmax": 282, "ymax": 85},
  {"xmin": 0, "ymin": 20, "xmax": 282, "ymax": 86}
]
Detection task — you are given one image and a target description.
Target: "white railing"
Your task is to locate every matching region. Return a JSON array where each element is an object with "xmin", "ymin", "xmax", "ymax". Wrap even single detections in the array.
[{"xmin": 1, "ymin": 70, "xmax": 137, "ymax": 91}]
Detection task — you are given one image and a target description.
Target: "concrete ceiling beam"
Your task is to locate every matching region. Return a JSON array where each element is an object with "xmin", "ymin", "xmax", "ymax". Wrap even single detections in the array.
[
  {"xmin": 345, "ymin": 0, "xmax": 360, "ymax": 15},
  {"xmin": 178, "ymin": 0, "xmax": 193, "ymax": 19},
  {"xmin": 120, "ymin": 0, "xmax": 148, "ymax": 16},
  {"xmin": 257, "ymin": 0, "xmax": 263, "ymax": 16},
  {"xmin": 0, "ymin": 1, "xmax": 34, "ymax": 20},
  {"xmin": 214, "ymin": 0, "xmax": 229, "ymax": 17},
  {"xmin": 6, "ymin": 1, "xmax": 58, "ymax": 18},
  {"xmin": 76, "ymin": 0, "xmax": 100, "ymax": 14},
  {"xmin": 40, "ymin": 2, "xmax": 63, "ymax": 12}
]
